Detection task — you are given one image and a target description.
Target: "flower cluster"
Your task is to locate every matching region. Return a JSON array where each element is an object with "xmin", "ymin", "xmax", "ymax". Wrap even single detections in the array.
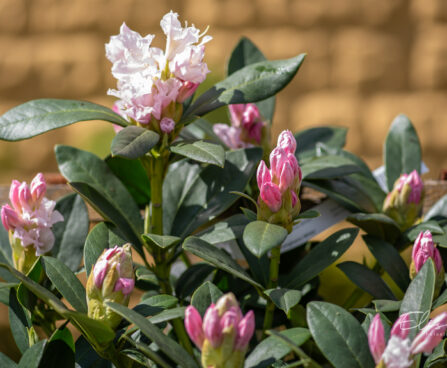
[
  {"xmin": 1, "ymin": 174, "xmax": 63, "ymax": 272},
  {"xmin": 185, "ymin": 293, "xmax": 255, "ymax": 368},
  {"xmin": 368, "ymin": 313, "xmax": 447, "ymax": 368},
  {"xmin": 106, "ymin": 11, "xmax": 211, "ymax": 135},
  {"xmin": 86, "ymin": 244, "xmax": 135, "ymax": 329},
  {"xmin": 213, "ymin": 104, "xmax": 267, "ymax": 149},
  {"xmin": 256, "ymin": 130, "xmax": 302, "ymax": 230},
  {"xmin": 383, "ymin": 170, "xmax": 424, "ymax": 230}
]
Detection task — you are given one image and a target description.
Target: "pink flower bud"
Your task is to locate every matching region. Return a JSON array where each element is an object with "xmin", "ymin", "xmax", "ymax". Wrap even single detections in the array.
[
  {"xmin": 18, "ymin": 182, "xmax": 32, "ymax": 212},
  {"xmin": 241, "ymin": 104, "xmax": 261, "ymax": 128},
  {"xmin": 235, "ymin": 310, "xmax": 255, "ymax": 350},
  {"xmin": 269, "ymin": 147, "xmax": 288, "ymax": 179},
  {"xmin": 93, "ymin": 259, "xmax": 109, "ymax": 289},
  {"xmin": 256, "ymin": 160, "xmax": 271, "ymax": 189},
  {"xmin": 411, "ymin": 313, "xmax": 447, "ymax": 354},
  {"xmin": 287, "ymin": 153, "xmax": 302, "ymax": 184},
  {"xmin": 291, "ymin": 190, "xmax": 298, "ymax": 208},
  {"xmin": 30, "ymin": 173, "xmax": 46, "ymax": 203},
  {"xmin": 406, "ymin": 170, "xmax": 423, "ymax": 204},
  {"xmin": 160, "ymin": 117, "xmax": 175, "ymax": 134},
  {"xmin": 277, "ymin": 130, "xmax": 297, "ymax": 154},
  {"xmin": 368, "ymin": 314, "xmax": 386, "ymax": 364},
  {"xmin": 260, "ymin": 182, "xmax": 282, "ymax": 212},
  {"xmin": 203, "ymin": 304, "xmax": 222, "ymax": 348},
  {"xmin": 412, "ymin": 231, "xmax": 443, "ymax": 273},
  {"xmin": 229, "ymin": 104, "xmax": 245, "ymax": 128},
  {"xmin": 213, "ymin": 124, "xmax": 246, "ymax": 149},
  {"xmin": 177, "ymin": 81, "xmax": 199, "ymax": 103},
  {"xmin": 114, "ymin": 277, "xmax": 135, "ymax": 295},
  {"xmin": 9, "ymin": 180, "xmax": 22, "ymax": 212},
  {"xmin": 279, "ymin": 161, "xmax": 295, "ymax": 193},
  {"xmin": 185, "ymin": 306, "xmax": 204, "ymax": 349},
  {"xmin": 391, "ymin": 313, "xmax": 411, "ymax": 340},
  {"xmin": 1, "ymin": 205, "xmax": 21, "ymax": 231}
]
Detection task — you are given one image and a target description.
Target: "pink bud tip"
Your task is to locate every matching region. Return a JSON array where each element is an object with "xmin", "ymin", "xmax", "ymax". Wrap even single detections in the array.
[
  {"xmin": 185, "ymin": 306, "xmax": 204, "ymax": 349},
  {"xmin": 411, "ymin": 313, "xmax": 447, "ymax": 354},
  {"xmin": 93, "ymin": 259, "xmax": 109, "ymax": 289},
  {"xmin": 291, "ymin": 190, "xmax": 298, "ymax": 208},
  {"xmin": 391, "ymin": 313, "xmax": 411, "ymax": 339},
  {"xmin": 241, "ymin": 104, "xmax": 261, "ymax": 127},
  {"xmin": 9, "ymin": 180, "xmax": 22, "ymax": 212},
  {"xmin": 229, "ymin": 104, "xmax": 246, "ymax": 128},
  {"xmin": 412, "ymin": 231, "xmax": 443, "ymax": 273},
  {"xmin": 18, "ymin": 182, "xmax": 32, "ymax": 212},
  {"xmin": 235, "ymin": 310, "xmax": 255, "ymax": 350},
  {"xmin": 203, "ymin": 304, "xmax": 222, "ymax": 348},
  {"xmin": 368, "ymin": 314, "xmax": 386, "ymax": 364},
  {"xmin": 279, "ymin": 161, "xmax": 295, "ymax": 193},
  {"xmin": 269, "ymin": 147, "xmax": 288, "ymax": 179},
  {"xmin": 277, "ymin": 130, "xmax": 297, "ymax": 155},
  {"xmin": 1, "ymin": 205, "xmax": 21, "ymax": 231},
  {"xmin": 220, "ymin": 308, "xmax": 240, "ymax": 331},
  {"xmin": 177, "ymin": 81, "xmax": 199, "ymax": 103},
  {"xmin": 30, "ymin": 173, "xmax": 46, "ymax": 203},
  {"xmin": 160, "ymin": 117, "xmax": 175, "ymax": 134},
  {"xmin": 256, "ymin": 160, "xmax": 271, "ymax": 189},
  {"xmin": 260, "ymin": 182, "xmax": 282, "ymax": 212},
  {"xmin": 114, "ymin": 277, "xmax": 134, "ymax": 295},
  {"xmin": 406, "ymin": 170, "xmax": 423, "ymax": 204}
]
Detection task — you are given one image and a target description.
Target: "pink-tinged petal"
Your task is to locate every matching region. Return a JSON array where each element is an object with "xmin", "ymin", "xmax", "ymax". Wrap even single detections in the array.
[
  {"xmin": 246, "ymin": 121, "xmax": 263, "ymax": 144},
  {"xmin": 235, "ymin": 310, "xmax": 255, "ymax": 350},
  {"xmin": 9, "ymin": 180, "xmax": 22, "ymax": 212},
  {"xmin": 411, "ymin": 313, "xmax": 447, "ymax": 354},
  {"xmin": 256, "ymin": 160, "xmax": 271, "ymax": 189},
  {"xmin": 269, "ymin": 147, "xmax": 288, "ymax": 180},
  {"xmin": 434, "ymin": 247, "xmax": 443, "ymax": 274},
  {"xmin": 18, "ymin": 182, "xmax": 32, "ymax": 212},
  {"xmin": 50, "ymin": 210, "xmax": 64, "ymax": 225},
  {"xmin": 279, "ymin": 161, "xmax": 294, "ymax": 193},
  {"xmin": 1, "ymin": 205, "xmax": 21, "ymax": 231},
  {"xmin": 382, "ymin": 336, "xmax": 413, "ymax": 368},
  {"xmin": 277, "ymin": 130, "xmax": 297, "ymax": 154},
  {"xmin": 177, "ymin": 81, "xmax": 199, "ymax": 103},
  {"xmin": 213, "ymin": 124, "xmax": 244, "ymax": 149},
  {"xmin": 406, "ymin": 170, "xmax": 423, "ymax": 204},
  {"xmin": 391, "ymin": 313, "xmax": 411, "ymax": 339},
  {"xmin": 220, "ymin": 308, "xmax": 240, "ymax": 331},
  {"xmin": 160, "ymin": 117, "xmax": 175, "ymax": 134},
  {"xmin": 260, "ymin": 182, "xmax": 282, "ymax": 212},
  {"xmin": 229, "ymin": 104, "xmax": 245, "ymax": 128},
  {"xmin": 368, "ymin": 314, "xmax": 386, "ymax": 364},
  {"xmin": 185, "ymin": 306, "xmax": 204, "ymax": 349},
  {"xmin": 114, "ymin": 277, "xmax": 135, "ymax": 295},
  {"xmin": 241, "ymin": 104, "xmax": 261, "ymax": 127},
  {"xmin": 93, "ymin": 259, "xmax": 109, "ymax": 289},
  {"xmin": 30, "ymin": 173, "xmax": 46, "ymax": 203},
  {"xmin": 291, "ymin": 190, "xmax": 298, "ymax": 208},
  {"xmin": 203, "ymin": 305, "xmax": 222, "ymax": 348},
  {"xmin": 34, "ymin": 227, "xmax": 55, "ymax": 256},
  {"xmin": 412, "ymin": 230, "xmax": 438, "ymax": 273}
]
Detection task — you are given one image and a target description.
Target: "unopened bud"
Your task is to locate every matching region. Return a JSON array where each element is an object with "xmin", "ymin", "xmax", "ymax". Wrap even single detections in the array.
[
  {"xmin": 411, "ymin": 313, "xmax": 447, "ymax": 354},
  {"xmin": 277, "ymin": 130, "xmax": 296, "ymax": 154},
  {"xmin": 30, "ymin": 173, "xmax": 46, "ymax": 203},
  {"xmin": 160, "ymin": 117, "xmax": 175, "ymax": 134},
  {"xmin": 368, "ymin": 314, "xmax": 386, "ymax": 364}
]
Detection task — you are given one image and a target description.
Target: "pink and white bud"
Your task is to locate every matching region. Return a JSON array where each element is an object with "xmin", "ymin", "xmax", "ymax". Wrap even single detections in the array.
[
  {"xmin": 213, "ymin": 124, "xmax": 247, "ymax": 149},
  {"xmin": 234, "ymin": 310, "xmax": 255, "ymax": 351},
  {"xmin": 279, "ymin": 161, "xmax": 295, "ymax": 193},
  {"xmin": 260, "ymin": 182, "xmax": 282, "ymax": 212},
  {"xmin": 1, "ymin": 205, "xmax": 22, "ymax": 231},
  {"xmin": 412, "ymin": 231, "xmax": 443, "ymax": 274},
  {"xmin": 405, "ymin": 170, "xmax": 423, "ymax": 204},
  {"xmin": 177, "ymin": 81, "xmax": 199, "ymax": 103},
  {"xmin": 228, "ymin": 104, "xmax": 245, "ymax": 128},
  {"xmin": 18, "ymin": 182, "xmax": 32, "ymax": 212},
  {"xmin": 382, "ymin": 335, "xmax": 413, "ymax": 368},
  {"xmin": 368, "ymin": 314, "xmax": 386, "ymax": 364},
  {"xmin": 185, "ymin": 306, "xmax": 204, "ymax": 348},
  {"xmin": 241, "ymin": 104, "xmax": 261, "ymax": 128},
  {"xmin": 269, "ymin": 147, "xmax": 288, "ymax": 180},
  {"xmin": 203, "ymin": 304, "xmax": 223, "ymax": 348},
  {"xmin": 256, "ymin": 160, "xmax": 271, "ymax": 189},
  {"xmin": 30, "ymin": 173, "xmax": 46, "ymax": 203},
  {"xmin": 160, "ymin": 117, "xmax": 175, "ymax": 134},
  {"xmin": 391, "ymin": 313, "xmax": 411, "ymax": 340},
  {"xmin": 9, "ymin": 180, "xmax": 22, "ymax": 212},
  {"xmin": 411, "ymin": 313, "xmax": 447, "ymax": 354},
  {"xmin": 277, "ymin": 130, "xmax": 296, "ymax": 155},
  {"xmin": 114, "ymin": 277, "xmax": 135, "ymax": 295}
]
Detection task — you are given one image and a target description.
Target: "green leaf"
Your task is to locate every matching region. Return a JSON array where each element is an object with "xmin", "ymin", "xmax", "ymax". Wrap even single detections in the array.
[
  {"xmin": 171, "ymin": 141, "xmax": 225, "ymax": 167},
  {"xmin": 307, "ymin": 301, "xmax": 375, "ymax": 368},
  {"xmin": 243, "ymin": 221, "xmax": 288, "ymax": 258},
  {"xmin": 55, "ymin": 145, "xmax": 143, "ymax": 252},
  {"xmin": 425, "ymin": 194, "xmax": 447, "ymax": 220},
  {"xmin": 0, "ymin": 99, "xmax": 127, "ymax": 141},
  {"xmin": 185, "ymin": 55, "xmax": 305, "ymax": 118},
  {"xmin": 301, "ymin": 155, "xmax": 362, "ymax": 180},
  {"xmin": 106, "ymin": 302, "xmax": 199, "ymax": 368},
  {"xmin": 183, "ymin": 237, "xmax": 263, "ymax": 289},
  {"xmin": 149, "ymin": 307, "xmax": 187, "ymax": 324},
  {"xmin": 9, "ymin": 288, "xmax": 31, "ymax": 353},
  {"xmin": 406, "ymin": 221, "xmax": 444, "ymax": 241},
  {"xmin": 111, "ymin": 126, "xmax": 159, "ymax": 159},
  {"xmin": 264, "ymin": 289, "xmax": 302, "ymax": 314},
  {"xmin": 295, "ymin": 210, "xmax": 320, "ymax": 220},
  {"xmin": 39, "ymin": 338, "xmax": 75, "ymax": 368},
  {"xmin": 399, "ymin": 260, "xmax": 435, "ymax": 339},
  {"xmin": 347, "ymin": 213, "xmax": 401, "ymax": 243},
  {"xmin": 18, "ymin": 340, "xmax": 46, "ymax": 368},
  {"xmin": 337, "ymin": 261, "xmax": 396, "ymax": 300},
  {"xmin": 227, "ymin": 37, "xmax": 275, "ymax": 122},
  {"xmin": 191, "ymin": 281, "xmax": 223, "ymax": 316},
  {"xmin": 52, "ymin": 193, "xmax": 89, "ymax": 271},
  {"xmin": 42, "ymin": 256, "xmax": 87, "ymax": 313},
  {"xmin": 384, "ymin": 114, "xmax": 422, "ymax": 192},
  {"xmin": 236, "ymin": 238, "xmax": 270, "ymax": 287},
  {"xmin": 198, "ymin": 214, "xmax": 249, "ymax": 245},
  {"xmin": 285, "ymin": 228, "xmax": 359, "ymax": 288},
  {"xmin": 175, "ymin": 264, "xmax": 215, "ymax": 300},
  {"xmin": 142, "ymin": 234, "xmax": 181, "ymax": 250},
  {"xmin": 141, "ymin": 294, "xmax": 179, "ymax": 309},
  {"xmin": 0, "ymin": 224, "xmax": 16, "ymax": 282},
  {"xmin": 362, "ymin": 235, "xmax": 410, "ymax": 292},
  {"xmin": 105, "ymin": 156, "xmax": 151, "ymax": 207},
  {"xmin": 245, "ymin": 328, "xmax": 310, "ymax": 368},
  {"xmin": 0, "ymin": 352, "xmax": 17, "ymax": 367}
]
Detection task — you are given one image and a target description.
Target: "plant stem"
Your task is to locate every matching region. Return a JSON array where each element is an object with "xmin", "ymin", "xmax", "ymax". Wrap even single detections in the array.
[{"xmin": 263, "ymin": 245, "xmax": 281, "ymax": 336}]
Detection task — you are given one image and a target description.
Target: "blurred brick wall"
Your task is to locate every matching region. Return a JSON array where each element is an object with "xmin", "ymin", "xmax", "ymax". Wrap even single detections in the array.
[{"xmin": 0, "ymin": 0, "xmax": 446, "ymax": 180}]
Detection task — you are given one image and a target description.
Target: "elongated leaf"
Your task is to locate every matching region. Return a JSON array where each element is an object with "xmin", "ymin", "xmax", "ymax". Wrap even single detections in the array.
[
  {"xmin": 236, "ymin": 238, "xmax": 270, "ymax": 287},
  {"xmin": 149, "ymin": 307, "xmax": 187, "ymax": 324},
  {"xmin": 399, "ymin": 260, "xmax": 435, "ymax": 339},
  {"xmin": 307, "ymin": 302, "xmax": 375, "ymax": 368},
  {"xmin": 191, "ymin": 281, "xmax": 223, "ymax": 316},
  {"xmin": 0, "ymin": 99, "xmax": 127, "ymax": 141},
  {"xmin": 111, "ymin": 126, "xmax": 159, "ymax": 159},
  {"xmin": 264, "ymin": 289, "xmax": 302, "ymax": 314},
  {"xmin": 74, "ymin": 335, "xmax": 111, "ymax": 368},
  {"xmin": 175, "ymin": 264, "xmax": 215, "ymax": 300},
  {"xmin": 18, "ymin": 340, "xmax": 46, "ymax": 368},
  {"xmin": 42, "ymin": 256, "xmax": 87, "ymax": 313},
  {"xmin": 171, "ymin": 141, "xmax": 225, "ymax": 167},
  {"xmin": 301, "ymin": 155, "xmax": 361, "ymax": 180},
  {"xmin": 425, "ymin": 194, "xmax": 447, "ymax": 220},
  {"xmin": 384, "ymin": 114, "xmax": 421, "ymax": 192},
  {"xmin": 285, "ymin": 228, "xmax": 359, "ymax": 288},
  {"xmin": 183, "ymin": 237, "xmax": 262, "ymax": 289},
  {"xmin": 243, "ymin": 221, "xmax": 288, "ymax": 258},
  {"xmin": 39, "ymin": 339, "xmax": 75, "ymax": 368},
  {"xmin": 185, "ymin": 55, "xmax": 305, "ymax": 118},
  {"xmin": 9, "ymin": 288, "xmax": 30, "ymax": 353},
  {"xmin": 363, "ymin": 235, "xmax": 410, "ymax": 291},
  {"xmin": 198, "ymin": 214, "xmax": 249, "ymax": 245},
  {"xmin": 347, "ymin": 213, "xmax": 401, "ymax": 243},
  {"xmin": 106, "ymin": 302, "xmax": 199, "ymax": 368},
  {"xmin": 142, "ymin": 234, "xmax": 181, "ymax": 250},
  {"xmin": 0, "ymin": 352, "xmax": 17, "ymax": 367},
  {"xmin": 337, "ymin": 261, "xmax": 396, "ymax": 300},
  {"xmin": 406, "ymin": 221, "xmax": 444, "ymax": 241},
  {"xmin": 0, "ymin": 224, "xmax": 15, "ymax": 282},
  {"xmin": 51, "ymin": 193, "xmax": 89, "ymax": 271},
  {"xmin": 245, "ymin": 328, "xmax": 310, "ymax": 368},
  {"xmin": 56, "ymin": 145, "xmax": 143, "ymax": 252}
]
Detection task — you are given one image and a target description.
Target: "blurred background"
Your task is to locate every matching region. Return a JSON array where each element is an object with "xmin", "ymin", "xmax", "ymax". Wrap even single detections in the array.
[{"xmin": 0, "ymin": 0, "xmax": 446, "ymax": 182}]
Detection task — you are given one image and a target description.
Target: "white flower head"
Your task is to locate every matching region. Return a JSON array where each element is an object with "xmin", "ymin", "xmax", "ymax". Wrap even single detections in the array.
[{"xmin": 382, "ymin": 336, "xmax": 413, "ymax": 368}]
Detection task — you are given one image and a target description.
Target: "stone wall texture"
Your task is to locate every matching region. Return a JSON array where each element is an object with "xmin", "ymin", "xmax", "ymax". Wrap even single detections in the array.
[{"xmin": 0, "ymin": 0, "xmax": 446, "ymax": 178}]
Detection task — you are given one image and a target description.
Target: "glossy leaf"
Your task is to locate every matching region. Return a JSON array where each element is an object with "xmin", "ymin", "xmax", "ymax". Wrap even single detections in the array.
[
  {"xmin": 0, "ymin": 353, "xmax": 17, "ymax": 367},
  {"xmin": 198, "ymin": 214, "xmax": 249, "ymax": 245},
  {"xmin": 347, "ymin": 213, "xmax": 401, "ymax": 243},
  {"xmin": 243, "ymin": 221, "xmax": 288, "ymax": 258},
  {"xmin": 406, "ymin": 221, "xmax": 444, "ymax": 242},
  {"xmin": 191, "ymin": 281, "xmax": 223, "ymax": 316},
  {"xmin": 0, "ymin": 99, "xmax": 127, "ymax": 141},
  {"xmin": 307, "ymin": 301, "xmax": 375, "ymax": 368},
  {"xmin": 301, "ymin": 156, "xmax": 361, "ymax": 180},
  {"xmin": 111, "ymin": 126, "xmax": 159, "ymax": 159},
  {"xmin": 18, "ymin": 340, "xmax": 46, "ymax": 368},
  {"xmin": 171, "ymin": 141, "xmax": 225, "ymax": 167},
  {"xmin": 9, "ymin": 288, "xmax": 30, "ymax": 353},
  {"xmin": 264, "ymin": 289, "xmax": 302, "ymax": 314},
  {"xmin": 0, "ymin": 224, "xmax": 15, "ymax": 282},
  {"xmin": 142, "ymin": 234, "xmax": 181, "ymax": 250}
]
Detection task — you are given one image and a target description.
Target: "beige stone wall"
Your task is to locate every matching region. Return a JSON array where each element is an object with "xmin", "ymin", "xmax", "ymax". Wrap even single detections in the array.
[{"xmin": 0, "ymin": 0, "xmax": 446, "ymax": 179}]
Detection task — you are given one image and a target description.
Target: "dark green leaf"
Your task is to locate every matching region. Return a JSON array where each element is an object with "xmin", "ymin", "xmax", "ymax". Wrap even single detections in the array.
[
  {"xmin": 18, "ymin": 340, "xmax": 46, "ymax": 368},
  {"xmin": 141, "ymin": 294, "xmax": 178, "ymax": 309},
  {"xmin": 243, "ymin": 221, "xmax": 288, "ymax": 258},
  {"xmin": 301, "ymin": 156, "xmax": 361, "ymax": 180},
  {"xmin": 295, "ymin": 210, "xmax": 320, "ymax": 220},
  {"xmin": 236, "ymin": 238, "xmax": 270, "ymax": 287},
  {"xmin": 307, "ymin": 301, "xmax": 375, "ymax": 368},
  {"xmin": 406, "ymin": 221, "xmax": 444, "ymax": 241},
  {"xmin": 337, "ymin": 261, "xmax": 396, "ymax": 300},
  {"xmin": 264, "ymin": 289, "xmax": 302, "ymax": 314},
  {"xmin": 347, "ymin": 213, "xmax": 401, "ymax": 243},
  {"xmin": 191, "ymin": 281, "xmax": 223, "ymax": 316},
  {"xmin": 149, "ymin": 307, "xmax": 186, "ymax": 324},
  {"xmin": 0, "ymin": 224, "xmax": 16, "ymax": 282},
  {"xmin": 42, "ymin": 256, "xmax": 87, "ymax": 313},
  {"xmin": 142, "ymin": 234, "xmax": 181, "ymax": 250},
  {"xmin": 171, "ymin": 141, "xmax": 225, "ymax": 167},
  {"xmin": 425, "ymin": 194, "xmax": 447, "ymax": 220},
  {"xmin": 0, "ymin": 352, "xmax": 17, "ymax": 367},
  {"xmin": 198, "ymin": 214, "xmax": 249, "ymax": 245},
  {"xmin": 39, "ymin": 339, "xmax": 75, "ymax": 368},
  {"xmin": 0, "ymin": 99, "xmax": 127, "ymax": 141},
  {"xmin": 285, "ymin": 228, "xmax": 359, "ymax": 288},
  {"xmin": 111, "ymin": 126, "xmax": 159, "ymax": 159},
  {"xmin": 9, "ymin": 288, "xmax": 30, "ymax": 353},
  {"xmin": 175, "ymin": 264, "xmax": 215, "ymax": 300},
  {"xmin": 384, "ymin": 114, "xmax": 422, "ymax": 192},
  {"xmin": 75, "ymin": 335, "xmax": 111, "ymax": 368}
]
